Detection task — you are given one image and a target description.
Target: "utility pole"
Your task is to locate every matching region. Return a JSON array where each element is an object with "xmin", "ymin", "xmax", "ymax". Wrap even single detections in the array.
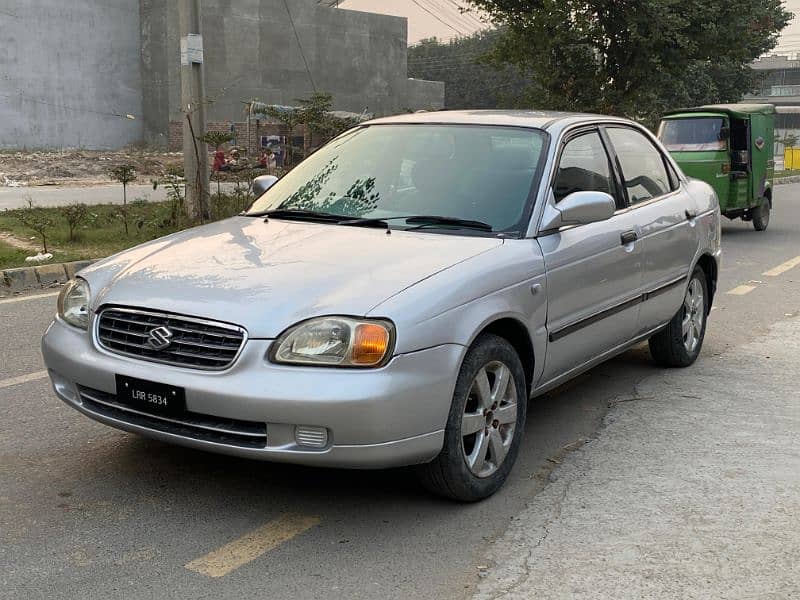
[{"xmin": 179, "ymin": 0, "xmax": 209, "ymax": 221}]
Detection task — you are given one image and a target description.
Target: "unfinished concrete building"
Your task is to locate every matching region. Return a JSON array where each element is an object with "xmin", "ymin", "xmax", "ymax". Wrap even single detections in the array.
[{"xmin": 0, "ymin": 0, "xmax": 445, "ymax": 150}]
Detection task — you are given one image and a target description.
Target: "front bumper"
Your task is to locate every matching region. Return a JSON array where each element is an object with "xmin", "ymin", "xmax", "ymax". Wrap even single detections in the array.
[{"xmin": 41, "ymin": 318, "xmax": 463, "ymax": 468}]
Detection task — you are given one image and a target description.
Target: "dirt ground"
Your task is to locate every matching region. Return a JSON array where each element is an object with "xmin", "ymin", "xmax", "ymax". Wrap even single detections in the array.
[{"xmin": 0, "ymin": 148, "xmax": 184, "ymax": 187}]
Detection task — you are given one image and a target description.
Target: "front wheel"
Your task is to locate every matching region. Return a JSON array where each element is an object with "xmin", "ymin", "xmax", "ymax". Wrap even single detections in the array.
[
  {"xmin": 752, "ymin": 198, "xmax": 771, "ymax": 231},
  {"xmin": 648, "ymin": 267, "xmax": 709, "ymax": 367},
  {"xmin": 417, "ymin": 334, "xmax": 527, "ymax": 502}
]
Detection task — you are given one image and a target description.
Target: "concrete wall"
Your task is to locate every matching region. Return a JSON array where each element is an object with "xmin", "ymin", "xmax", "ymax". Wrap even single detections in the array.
[
  {"xmin": 140, "ymin": 0, "xmax": 413, "ymax": 144},
  {"xmin": 407, "ymin": 78, "xmax": 445, "ymax": 111},
  {"xmin": 0, "ymin": 0, "xmax": 143, "ymax": 149},
  {"xmin": 0, "ymin": 0, "xmax": 443, "ymax": 150}
]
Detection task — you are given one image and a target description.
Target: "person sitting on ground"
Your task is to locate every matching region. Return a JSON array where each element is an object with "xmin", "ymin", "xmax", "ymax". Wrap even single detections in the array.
[
  {"xmin": 227, "ymin": 149, "xmax": 241, "ymax": 170},
  {"xmin": 259, "ymin": 149, "xmax": 277, "ymax": 173},
  {"xmin": 213, "ymin": 148, "xmax": 229, "ymax": 172}
]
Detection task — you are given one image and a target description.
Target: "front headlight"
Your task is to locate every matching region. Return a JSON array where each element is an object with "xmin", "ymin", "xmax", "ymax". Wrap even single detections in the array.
[
  {"xmin": 57, "ymin": 278, "xmax": 91, "ymax": 330},
  {"xmin": 270, "ymin": 317, "xmax": 394, "ymax": 368}
]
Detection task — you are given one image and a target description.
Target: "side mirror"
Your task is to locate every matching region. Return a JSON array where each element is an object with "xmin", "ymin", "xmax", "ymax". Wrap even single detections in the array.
[
  {"xmin": 719, "ymin": 126, "xmax": 730, "ymax": 140},
  {"xmin": 540, "ymin": 191, "xmax": 616, "ymax": 231},
  {"xmin": 252, "ymin": 175, "xmax": 279, "ymax": 196}
]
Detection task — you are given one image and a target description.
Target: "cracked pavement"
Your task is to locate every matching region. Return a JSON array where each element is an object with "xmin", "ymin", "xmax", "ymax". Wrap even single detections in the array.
[{"xmin": 474, "ymin": 317, "xmax": 800, "ymax": 599}]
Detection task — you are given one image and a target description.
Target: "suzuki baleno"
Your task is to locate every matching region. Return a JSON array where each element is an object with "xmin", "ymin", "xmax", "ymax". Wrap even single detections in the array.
[{"xmin": 42, "ymin": 111, "xmax": 721, "ymax": 501}]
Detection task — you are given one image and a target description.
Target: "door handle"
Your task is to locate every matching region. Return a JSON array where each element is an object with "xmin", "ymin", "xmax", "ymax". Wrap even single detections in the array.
[
  {"xmin": 685, "ymin": 209, "xmax": 697, "ymax": 221},
  {"xmin": 620, "ymin": 231, "xmax": 638, "ymax": 245}
]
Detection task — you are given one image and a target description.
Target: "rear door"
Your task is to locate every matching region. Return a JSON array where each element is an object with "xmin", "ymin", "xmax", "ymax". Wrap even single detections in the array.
[
  {"xmin": 603, "ymin": 126, "xmax": 699, "ymax": 334},
  {"xmin": 538, "ymin": 128, "xmax": 645, "ymax": 384}
]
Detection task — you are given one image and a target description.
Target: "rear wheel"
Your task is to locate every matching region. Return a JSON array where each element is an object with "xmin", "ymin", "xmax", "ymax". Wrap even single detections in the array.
[
  {"xmin": 648, "ymin": 266, "xmax": 708, "ymax": 367},
  {"xmin": 417, "ymin": 334, "xmax": 527, "ymax": 502},
  {"xmin": 752, "ymin": 198, "xmax": 771, "ymax": 231}
]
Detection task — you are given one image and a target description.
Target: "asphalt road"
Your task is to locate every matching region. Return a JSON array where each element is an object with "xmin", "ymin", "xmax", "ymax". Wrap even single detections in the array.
[
  {"xmin": 0, "ymin": 182, "xmax": 241, "ymax": 210},
  {"xmin": 2, "ymin": 185, "xmax": 799, "ymax": 600}
]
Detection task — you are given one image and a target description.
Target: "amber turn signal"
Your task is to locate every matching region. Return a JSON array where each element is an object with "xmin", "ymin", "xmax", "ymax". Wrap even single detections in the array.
[{"xmin": 351, "ymin": 323, "xmax": 390, "ymax": 365}]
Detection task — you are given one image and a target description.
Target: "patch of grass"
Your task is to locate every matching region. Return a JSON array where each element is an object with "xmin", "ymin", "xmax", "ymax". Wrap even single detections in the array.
[
  {"xmin": 0, "ymin": 241, "xmax": 88, "ymax": 270},
  {"xmin": 0, "ymin": 242, "xmax": 33, "ymax": 270},
  {"xmin": 0, "ymin": 201, "xmax": 179, "ymax": 265},
  {"xmin": 0, "ymin": 192, "xmax": 254, "ymax": 270}
]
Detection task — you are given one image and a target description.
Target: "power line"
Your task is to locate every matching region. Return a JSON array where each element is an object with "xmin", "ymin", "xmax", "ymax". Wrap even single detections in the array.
[
  {"xmin": 444, "ymin": 0, "xmax": 485, "ymax": 25},
  {"xmin": 282, "ymin": 0, "xmax": 317, "ymax": 92},
  {"xmin": 411, "ymin": 0, "xmax": 466, "ymax": 36},
  {"xmin": 419, "ymin": 0, "xmax": 473, "ymax": 35},
  {"xmin": 434, "ymin": 0, "xmax": 485, "ymax": 30}
]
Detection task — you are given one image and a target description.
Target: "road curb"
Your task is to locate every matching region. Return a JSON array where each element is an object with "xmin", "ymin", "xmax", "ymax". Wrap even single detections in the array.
[
  {"xmin": 775, "ymin": 176, "xmax": 800, "ymax": 185},
  {"xmin": 1, "ymin": 260, "xmax": 96, "ymax": 293}
]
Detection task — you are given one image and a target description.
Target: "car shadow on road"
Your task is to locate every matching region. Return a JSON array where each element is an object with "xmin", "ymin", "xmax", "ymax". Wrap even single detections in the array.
[{"xmin": 95, "ymin": 345, "xmax": 661, "ymax": 512}]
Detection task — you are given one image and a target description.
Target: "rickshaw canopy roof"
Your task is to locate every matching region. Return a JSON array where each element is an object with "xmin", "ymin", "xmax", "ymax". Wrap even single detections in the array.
[{"xmin": 663, "ymin": 103, "xmax": 776, "ymax": 120}]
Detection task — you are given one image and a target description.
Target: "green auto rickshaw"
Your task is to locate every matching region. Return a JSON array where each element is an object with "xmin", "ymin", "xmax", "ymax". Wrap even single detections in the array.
[{"xmin": 658, "ymin": 103, "xmax": 775, "ymax": 231}]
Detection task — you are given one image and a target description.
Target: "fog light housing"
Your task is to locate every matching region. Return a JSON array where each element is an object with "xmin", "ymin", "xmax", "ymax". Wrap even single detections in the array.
[
  {"xmin": 295, "ymin": 425, "xmax": 329, "ymax": 448},
  {"xmin": 49, "ymin": 370, "xmax": 80, "ymax": 404}
]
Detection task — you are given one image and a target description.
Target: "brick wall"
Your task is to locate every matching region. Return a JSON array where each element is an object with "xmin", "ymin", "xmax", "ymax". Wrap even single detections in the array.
[{"xmin": 168, "ymin": 119, "xmax": 310, "ymax": 160}]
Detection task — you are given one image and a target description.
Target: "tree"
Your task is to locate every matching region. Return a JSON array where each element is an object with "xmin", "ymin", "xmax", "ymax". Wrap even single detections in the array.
[
  {"xmin": 408, "ymin": 31, "xmax": 529, "ymax": 109},
  {"xmin": 61, "ymin": 203, "xmax": 89, "ymax": 242},
  {"xmin": 467, "ymin": 0, "xmax": 792, "ymax": 126},
  {"xmin": 254, "ymin": 92, "xmax": 362, "ymax": 167},
  {"xmin": 17, "ymin": 198, "xmax": 54, "ymax": 253},
  {"xmin": 199, "ymin": 130, "xmax": 235, "ymax": 150},
  {"xmin": 109, "ymin": 164, "xmax": 136, "ymax": 236}
]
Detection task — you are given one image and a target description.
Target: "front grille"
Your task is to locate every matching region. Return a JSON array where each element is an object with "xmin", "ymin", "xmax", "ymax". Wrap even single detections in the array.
[
  {"xmin": 96, "ymin": 307, "xmax": 246, "ymax": 370},
  {"xmin": 78, "ymin": 386, "xmax": 267, "ymax": 449}
]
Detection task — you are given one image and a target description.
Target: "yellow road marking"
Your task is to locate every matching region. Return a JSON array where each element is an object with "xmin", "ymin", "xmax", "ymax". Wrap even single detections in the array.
[
  {"xmin": 0, "ymin": 291, "xmax": 59, "ymax": 305},
  {"xmin": 726, "ymin": 285, "xmax": 756, "ymax": 296},
  {"xmin": 0, "ymin": 370, "xmax": 48, "ymax": 390},
  {"xmin": 185, "ymin": 513, "xmax": 320, "ymax": 578},
  {"xmin": 763, "ymin": 255, "xmax": 800, "ymax": 277}
]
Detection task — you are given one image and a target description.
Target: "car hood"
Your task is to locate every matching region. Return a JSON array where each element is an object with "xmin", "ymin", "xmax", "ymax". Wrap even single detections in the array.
[{"xmin": 83, "ymin": 217, "xmax": 503, "ymax": 338}]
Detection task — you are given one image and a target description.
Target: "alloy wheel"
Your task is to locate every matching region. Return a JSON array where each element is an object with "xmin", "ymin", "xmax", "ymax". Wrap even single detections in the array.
[
  {"xmin": 682, "ymin": 278, "xmax": 705, "ymax": 353},
  {"xmin": 460, "ymin": 361, "xmax": 518, "ymax": 478}
]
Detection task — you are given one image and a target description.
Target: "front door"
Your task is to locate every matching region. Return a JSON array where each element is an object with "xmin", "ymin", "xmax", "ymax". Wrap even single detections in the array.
[{"xmin": 538, "ymin": 129, "xmax": 645, "ymax": 384}]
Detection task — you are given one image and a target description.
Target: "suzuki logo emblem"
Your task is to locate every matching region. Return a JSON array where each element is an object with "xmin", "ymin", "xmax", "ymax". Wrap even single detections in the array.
[{"xmin": 147, "ymin": 326, "xmax": 174, "ymax": 350}]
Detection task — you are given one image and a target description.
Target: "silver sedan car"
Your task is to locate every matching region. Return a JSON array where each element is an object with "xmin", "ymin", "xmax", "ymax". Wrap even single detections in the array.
[{"xmin": 42, "ymin": 111, "xmax": 721, "ymax": 501}]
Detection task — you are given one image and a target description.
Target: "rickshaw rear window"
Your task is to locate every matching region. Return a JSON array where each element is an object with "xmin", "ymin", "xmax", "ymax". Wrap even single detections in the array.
[{"xmin": 658, "ymin": 118, "xmax": 727, "ymax": 152}]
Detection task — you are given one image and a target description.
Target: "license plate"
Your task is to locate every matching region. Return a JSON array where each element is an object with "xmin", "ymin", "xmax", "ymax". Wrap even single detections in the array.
[{"xmin": 116, "ymin": 375, "xmax": 186, "ymax": 417}]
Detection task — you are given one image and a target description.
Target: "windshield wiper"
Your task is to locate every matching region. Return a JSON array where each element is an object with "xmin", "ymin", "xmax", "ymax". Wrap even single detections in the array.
[
  {"xmin": 342, "ymin": 215, "xmax": 494, "ymax": 232},
  {"xmin": 245, "ymin": 209, "xmax": 350, "ymax": 222},
  {"xmin": 246, "ymin": 210, "xmax": 494, "ymax": 233}
]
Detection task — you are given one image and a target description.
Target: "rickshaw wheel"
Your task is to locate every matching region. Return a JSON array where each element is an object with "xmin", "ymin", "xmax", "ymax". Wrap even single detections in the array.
[{"xmin": 752, "ymin": 199, "xmax": 770, "ymax": 231}]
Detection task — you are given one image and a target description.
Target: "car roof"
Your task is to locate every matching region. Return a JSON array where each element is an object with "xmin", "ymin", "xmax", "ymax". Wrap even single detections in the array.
[{"xmin": 363, "ymin": 109, "xmax": 632, "ymax": 131}]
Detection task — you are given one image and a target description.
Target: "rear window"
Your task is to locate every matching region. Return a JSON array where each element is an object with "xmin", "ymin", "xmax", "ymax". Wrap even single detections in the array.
[{"xmin": 658, "ymin": 118, "xmax": 727, "ymax": 152}]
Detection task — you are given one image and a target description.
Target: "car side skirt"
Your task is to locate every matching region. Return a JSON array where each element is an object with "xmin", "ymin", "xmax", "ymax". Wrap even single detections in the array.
[{"xmin": 533, "ymin": 321, "xmax": 670, "ymax": 398}]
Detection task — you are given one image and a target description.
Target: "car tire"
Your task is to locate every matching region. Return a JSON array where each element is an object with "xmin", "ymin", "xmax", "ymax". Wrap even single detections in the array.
[
  {"xmin": 648, "ymin": 266, "xmax": 709, "ymax": 368},
  {"xmin": 417, "ymin": 333, "xmax": 527, "ymax": 502},
  {"xmin": 752, "ymin": 199, "xmax": 770, "ymax": 231}
]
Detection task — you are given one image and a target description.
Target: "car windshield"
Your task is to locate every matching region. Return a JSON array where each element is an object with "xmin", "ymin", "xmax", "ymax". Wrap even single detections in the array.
[
  {"xmin": 658, "ymin": 117, "xmax": 727, "ymax": 152},
  {"xmin": 246, "ymin": 124, "xmax": 547, "ymax": 234}
]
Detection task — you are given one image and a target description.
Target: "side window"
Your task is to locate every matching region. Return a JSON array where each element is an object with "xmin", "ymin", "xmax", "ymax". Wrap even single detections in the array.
[
  {"xmin": 606, "ymin": 128, "xmax": 671, "ymax": 204},
  {"xmin": 552, "ymin": 132, "xmax": 615, "ymax": 203}
]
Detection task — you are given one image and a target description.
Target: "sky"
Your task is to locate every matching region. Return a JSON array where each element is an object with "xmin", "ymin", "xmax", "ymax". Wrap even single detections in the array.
[
  {"xmin": 776, "ymin": 0, "xmax": 800, "ymax": 55},
  {"xmin": 337, "ymin": 0, "xmax": 485, "ymax": 44},
  {"xmin": 340, "ymin": 0, "xmax": 800, "ymax": 53}
]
